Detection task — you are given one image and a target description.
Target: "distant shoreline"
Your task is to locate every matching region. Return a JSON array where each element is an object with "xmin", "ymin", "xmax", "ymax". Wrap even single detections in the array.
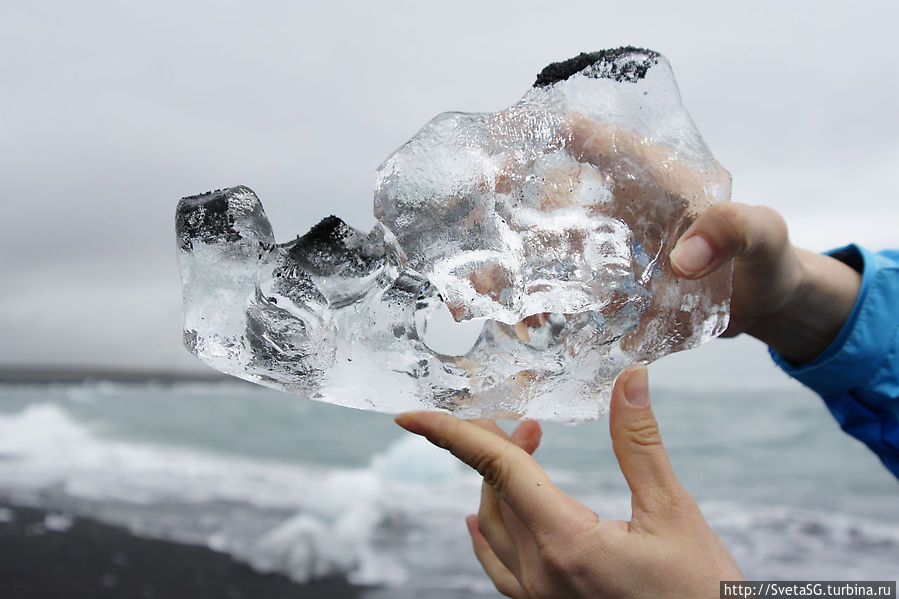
[{"xmin": 0, "ymin": 366, "xmax": 240, "ymax": 385}]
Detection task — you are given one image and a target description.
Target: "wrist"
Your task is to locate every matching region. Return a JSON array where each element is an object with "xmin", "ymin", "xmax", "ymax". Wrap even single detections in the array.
[{"xmin": 748, "ymin": 249, "xmax": 862, "ymax": 365}]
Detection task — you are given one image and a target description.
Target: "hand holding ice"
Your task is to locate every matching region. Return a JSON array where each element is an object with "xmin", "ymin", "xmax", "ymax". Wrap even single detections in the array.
[{"xmin": 176, "ymin": 48, "xmax": 732, "ymax": 422}]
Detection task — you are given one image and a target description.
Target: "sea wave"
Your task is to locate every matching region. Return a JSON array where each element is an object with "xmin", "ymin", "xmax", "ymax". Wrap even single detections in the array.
[
  {"xmin": 0, "ymin": 402, "xmax": 896, "ymax": 587},
  {"xmin": 0, "ymin": 403, "xmax": 484, "ymax": 589}
]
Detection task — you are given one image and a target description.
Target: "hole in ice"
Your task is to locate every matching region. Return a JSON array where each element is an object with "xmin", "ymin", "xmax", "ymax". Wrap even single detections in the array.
[{"xmin": 417, "ymin": 301, "xmax": 484, "ymax": 357}]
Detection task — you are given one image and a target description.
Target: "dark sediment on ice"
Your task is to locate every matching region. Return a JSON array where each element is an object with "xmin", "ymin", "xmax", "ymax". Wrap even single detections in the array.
[{"xmin": 533, "ymin": 46, "xmax": 660, "ymax": 87}]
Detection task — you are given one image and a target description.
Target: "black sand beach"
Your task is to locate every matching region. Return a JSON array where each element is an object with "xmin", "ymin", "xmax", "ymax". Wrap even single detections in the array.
[{"xmin": 0, "ymin": 503, "xmax": 363, "ymax": 599}]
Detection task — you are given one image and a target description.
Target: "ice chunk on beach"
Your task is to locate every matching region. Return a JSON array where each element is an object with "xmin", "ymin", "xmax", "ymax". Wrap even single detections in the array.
[{"xmin": 176, "ymin": 48, "xmax": 732, "ymax": 422}]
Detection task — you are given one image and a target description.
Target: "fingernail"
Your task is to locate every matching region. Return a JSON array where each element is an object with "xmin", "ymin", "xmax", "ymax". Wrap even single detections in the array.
[
  {"xmin": 623, "ymin": 366, "xmax": 650, "ymax": 407},
  {"xmin": 671, "ymin": 235, "xmax": 714, "ymax": 276},
  {"xmin": 394, "ymin": 413, "xmax": 424, "ymax": 435}
]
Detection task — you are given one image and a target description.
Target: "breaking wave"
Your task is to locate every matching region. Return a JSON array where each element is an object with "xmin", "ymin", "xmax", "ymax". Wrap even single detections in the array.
[{"xmin": 0, "ymin": 400, "xmax": 896, "ymax": 587}]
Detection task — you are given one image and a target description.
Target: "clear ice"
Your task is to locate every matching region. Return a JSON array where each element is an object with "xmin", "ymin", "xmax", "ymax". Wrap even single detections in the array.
[{"xmin": 176, "ymin": 48, "xmax": 732, "ymax": 422}]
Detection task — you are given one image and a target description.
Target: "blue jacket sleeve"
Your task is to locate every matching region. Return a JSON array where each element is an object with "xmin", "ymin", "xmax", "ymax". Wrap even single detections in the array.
[{"xmin": 769, "ymin": 245, "xmax": 899, "ymax": 478}]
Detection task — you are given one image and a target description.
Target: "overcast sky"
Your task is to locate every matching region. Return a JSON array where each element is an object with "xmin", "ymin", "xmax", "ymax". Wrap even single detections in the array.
[{"xmin": 0, "ymin": 0, "xmax": 896, "ymax": 378}]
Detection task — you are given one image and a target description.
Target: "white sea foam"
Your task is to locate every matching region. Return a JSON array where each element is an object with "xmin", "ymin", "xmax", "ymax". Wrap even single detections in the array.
[
  {"xmin": 0, "ymin": 403, "xmax": 483, "ymax": 588},
  {"xmin": 701, "ymin": 501, "xmax": 899, "ymax": 579}
]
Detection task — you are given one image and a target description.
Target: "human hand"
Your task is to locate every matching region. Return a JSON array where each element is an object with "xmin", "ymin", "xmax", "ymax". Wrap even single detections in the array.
[
  {"xmin": 396, "ymin": 366, "xmax": 744, "ymax": 598},
  {"xmin": 669, "ymin": 203, "xmax": 862, "ymax": 363}
]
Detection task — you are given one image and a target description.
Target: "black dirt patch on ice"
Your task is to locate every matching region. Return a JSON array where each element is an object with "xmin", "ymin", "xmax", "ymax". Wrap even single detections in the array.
[
  {"xmin": 288, "ymin": 216, "xmax": 382, "ymax": 278},
  {"xmin": 296, "ymin": 215, "xmax": 351, "ymax": 250},
  {"xmin": 533, "ymin": 47, "xmax": 660, "ymax": 87},
  {"xmin": 175, "ymin": 188, "xmax": 244, "ymax": 252},
  {"xmin": 181, "ymin": 188, "xmax": 230, "ymax": 201}
]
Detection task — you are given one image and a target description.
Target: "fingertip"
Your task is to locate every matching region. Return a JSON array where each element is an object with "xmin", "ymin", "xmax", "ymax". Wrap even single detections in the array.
[
  {"xmin": 522, "ymin": 419, "xmax": 542, "ymax": 436},
  {"xmin": 394, "ymin": 412, "xmax": 415, "ymax": 432},
  {"xmin": 613, "ymin": 364, "xmax": 647, "ymax": 393},
  {"xmin": 510, "ymin": 420, "xmax": 542, "ymax": 454},
  {"xmin": 394, "ymin": 411, "xmax": 437, "ymax": 436},
  {"xmin": 610, "ymin": 366, "xmax": 653, "ymax": 422},
  {"xmin": 621, "ymin": 365, "xmax": 650, "ymax": 408},
  {"xmin": 465, "ymin": 513, "xmax": 479, "ymax": 535},
  {"xmin": 670, "ymin": 234, "xmax": 715, "ymax": 278},
  {"xmin": 465, "ymin": 514, "xmax": 490, "ymax": 550},
  {"xmin": 525, "ymin": 420, "xmax": 543, "ymax": 445}
]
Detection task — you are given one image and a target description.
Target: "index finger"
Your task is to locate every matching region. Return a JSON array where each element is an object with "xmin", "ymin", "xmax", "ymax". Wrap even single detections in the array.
[{"xmin": 395, "ymin": 411, "xmax": 573, "ymax": 537}]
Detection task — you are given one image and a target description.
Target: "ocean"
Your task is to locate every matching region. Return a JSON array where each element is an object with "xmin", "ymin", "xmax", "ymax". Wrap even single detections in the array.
[{"xmin": 0, "ymin": 373, "xmax": 897, "ymax": 596}]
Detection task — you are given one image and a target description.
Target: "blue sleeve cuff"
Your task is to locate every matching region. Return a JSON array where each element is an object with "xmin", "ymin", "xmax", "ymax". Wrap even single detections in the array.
[{"xmin": 769, "ymin": 245, "xmax": 899, "ymax": 396}]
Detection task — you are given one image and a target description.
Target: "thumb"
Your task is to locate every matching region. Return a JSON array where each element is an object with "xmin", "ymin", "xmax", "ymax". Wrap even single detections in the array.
[
  {"xmin": 609, "ymin": 366, "xmax": 681, "ymax": 518},
  {"xmin": 670, "ymin": 203, "xmax": 790, "ymax": 279}
]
